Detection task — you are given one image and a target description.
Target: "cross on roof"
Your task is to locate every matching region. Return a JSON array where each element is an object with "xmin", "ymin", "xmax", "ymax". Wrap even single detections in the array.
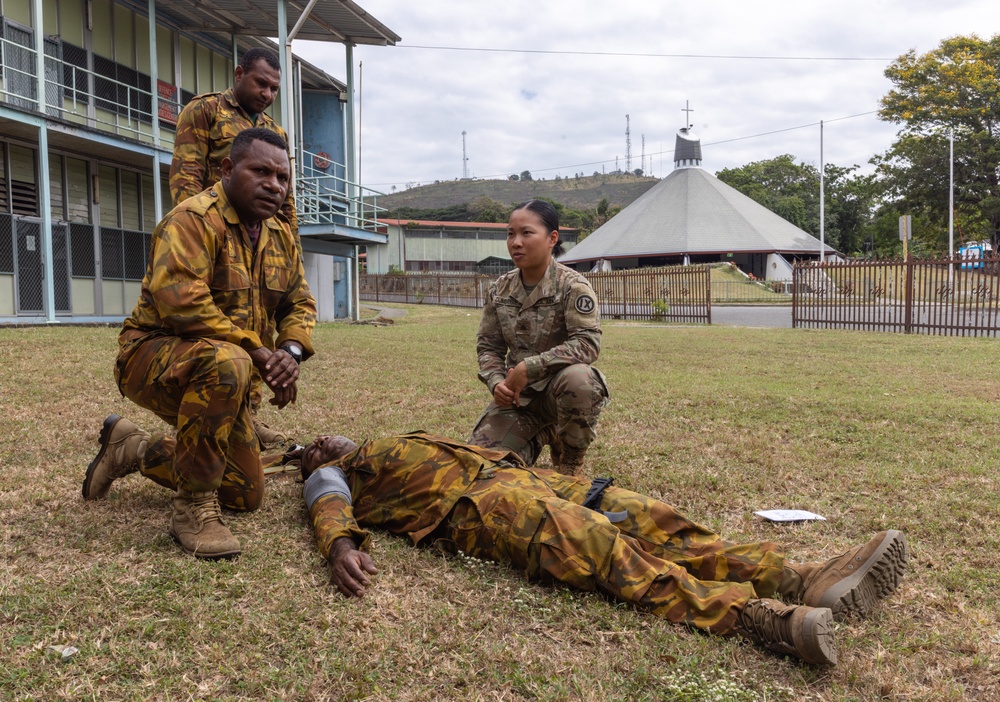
[{"xmin": 682, "ymin": 100, "xmax": 694, "ymax": 129}]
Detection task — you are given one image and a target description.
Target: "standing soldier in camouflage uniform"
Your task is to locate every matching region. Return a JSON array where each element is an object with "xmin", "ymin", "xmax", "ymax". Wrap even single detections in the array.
[
  {"xmin": 471, "ymin": 199, "xmax": 609, "ymax": 476},
  {"xmin": 297, "ymin": 430, "xmax": 909, "ymax": 666},
  {"xmin": 169, "ymin": 47, "xmax": 296, "ymax": 449},
  {"xmin": 82, "ymin": 129, "xmax": 316, "ymax": 560}
]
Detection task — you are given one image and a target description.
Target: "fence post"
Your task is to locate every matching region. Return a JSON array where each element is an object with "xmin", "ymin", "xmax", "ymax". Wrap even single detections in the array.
[
  {"xmin": 904, "ymin": 257, "xmax": 914, "ymax": 333},
  {"xmin": 791, "ymin": 265, "xmax": 798, "ymax": 328},
  {"xmin": 704, "ymin": 265, "xmax": 712, "ymax": 324},
  {"xmin": 375, "ymin": 274, "xmax": 380, "ymax": 303}
]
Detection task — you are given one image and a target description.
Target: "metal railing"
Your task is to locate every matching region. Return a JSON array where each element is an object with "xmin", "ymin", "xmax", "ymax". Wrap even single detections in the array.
[
  {"xmin": 793, "ymin": 256, "xmax": 1000, "ymax": 336},
  {"xmin": 297, "ymin": 147, "xmax": 386, "ymax": 231},
  {"xmin": 0, "ymin": 33, "xmax": 182, "ymax": 142},
  {"xmin": 359, "ymin": 265, "xmax": 712, "ymax": 324}
]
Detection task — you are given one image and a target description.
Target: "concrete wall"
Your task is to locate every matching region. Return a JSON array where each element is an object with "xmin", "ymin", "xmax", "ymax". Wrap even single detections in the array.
[{"xmin": 0, "ymin": 275, "xmax": 14, "ymax": 315}]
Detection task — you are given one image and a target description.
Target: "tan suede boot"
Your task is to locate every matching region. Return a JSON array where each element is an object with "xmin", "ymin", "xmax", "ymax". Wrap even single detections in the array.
[
  {"xmin": 785, "ymin": 530, "xmax": 908, "ymax": 620},
  {"xmin": 169, "ymin": 490, "xmax": 242, "ymax": 559},
  {"xmin": 253, "ymin": 417, "xmax": 288, "ymax": 450},
  {"xmin": 531, "ymin": 424, "xmax": 563, "ymax": 466},
  {"xmin": 554, "ymin": 443, "xmax": 587, "ymax": 477},
  {"xmin": 735, "ymin": 598, "xmax": 837, "ymax": 666},
  {"xmin": 82, "ymin": 415, "xmax": 149, "ymax": 500}
]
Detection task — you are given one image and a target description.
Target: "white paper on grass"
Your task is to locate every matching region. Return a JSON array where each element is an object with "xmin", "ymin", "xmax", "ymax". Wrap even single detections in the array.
[{"xmin": 754, "ymin": 509, "xmax": 827, "ymax": 522}]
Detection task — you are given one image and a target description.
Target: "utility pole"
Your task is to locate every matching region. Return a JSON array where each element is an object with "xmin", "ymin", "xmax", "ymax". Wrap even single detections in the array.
[
  {"xmin": 625, "ymin": 114, "xmax": 632, "ymax": 173},
  {"xmin": 819, "ymin": 120, "xmax": 825, "ymax": 264},
  {"xmin": 641, "ymin": 134, "xmax": 646, "ymax": 176},
  {"xmin": 462, "ymin": 130, "xmax": 469, "ymax": 180}
]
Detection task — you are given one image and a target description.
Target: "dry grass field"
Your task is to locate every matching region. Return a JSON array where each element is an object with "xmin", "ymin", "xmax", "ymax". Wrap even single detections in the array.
[{"xmin": 2, "ymin": 305, "xmax": 998, "ymax": 701}]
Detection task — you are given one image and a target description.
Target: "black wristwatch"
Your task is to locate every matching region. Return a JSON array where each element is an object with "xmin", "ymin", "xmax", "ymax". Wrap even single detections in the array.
[{"xmin": 281, "ymin": 343, "xmax": 303, "ymax": 364}]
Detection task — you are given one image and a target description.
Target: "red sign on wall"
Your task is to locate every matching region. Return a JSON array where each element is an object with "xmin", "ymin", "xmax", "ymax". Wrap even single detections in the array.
[{"xmin": 157, "ymin": 80, "xmax": 179, "ymax": 125}]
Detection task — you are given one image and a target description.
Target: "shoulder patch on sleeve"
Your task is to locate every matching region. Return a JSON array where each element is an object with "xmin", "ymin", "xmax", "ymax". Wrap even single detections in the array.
[{"xmin": 575, "ymin": 294, "xmax": 596, "ymax": 314}]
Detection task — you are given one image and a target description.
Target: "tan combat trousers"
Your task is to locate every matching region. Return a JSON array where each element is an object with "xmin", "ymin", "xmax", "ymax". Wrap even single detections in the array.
[{"xmin": 115, "ymin": 336, "xmax": 263, "ymax": 511}]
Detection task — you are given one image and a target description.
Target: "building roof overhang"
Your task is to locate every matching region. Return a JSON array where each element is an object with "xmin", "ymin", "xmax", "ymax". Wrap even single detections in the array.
[{"xmin": 147, "ymin": 0, "xmax": 400, "ymax": 46}]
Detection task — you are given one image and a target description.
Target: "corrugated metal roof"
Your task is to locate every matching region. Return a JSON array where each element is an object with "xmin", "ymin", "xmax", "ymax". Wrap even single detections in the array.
[
  {"xmin": 153, "ymin": 0, "xmax": 400, "ymax": 46},
  {"xmin": 380, "ymin": 219, "xmax": 509, "ymax": 229},
  {"xmin": 560, "ymin": 166, "xmax": 836, "ymax": 263},
  {"xmin": 380, "ymin": 218, "xmax": 579, "ymax": 233}
]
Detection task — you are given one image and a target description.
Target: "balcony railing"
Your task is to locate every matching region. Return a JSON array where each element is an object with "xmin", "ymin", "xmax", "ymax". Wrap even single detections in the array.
[
  {"xmin": 1, "ymin": 32, "xmax": 384, "ymax": 233},
  {"xmin": 297, "ymin": 147, "xmax": 386, "ymax": 231}
]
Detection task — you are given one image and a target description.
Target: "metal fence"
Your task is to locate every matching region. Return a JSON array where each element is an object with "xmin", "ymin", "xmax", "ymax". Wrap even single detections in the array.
[
  {"xmin": 793, "ymin": 255, "xmax": 1000, "ymax": 336},
  {"xmin": 359, "ymin": 265, "xmax": 712, "ymax": 324}
]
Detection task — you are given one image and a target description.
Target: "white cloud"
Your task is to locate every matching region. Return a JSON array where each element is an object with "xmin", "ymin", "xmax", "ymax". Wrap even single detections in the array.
[{"xmin": 295, "ymin": 0, "xmax": 1000, "ymax": 192}]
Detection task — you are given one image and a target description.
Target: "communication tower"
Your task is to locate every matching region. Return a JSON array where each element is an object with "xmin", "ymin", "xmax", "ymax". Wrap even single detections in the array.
[
  {"xmin": 625, "ymin": 114, "xmax": 632, "ymax": 172},
  {"xmin": 462, "ymin": 130, "xmax": 469, "ymax": 180}
]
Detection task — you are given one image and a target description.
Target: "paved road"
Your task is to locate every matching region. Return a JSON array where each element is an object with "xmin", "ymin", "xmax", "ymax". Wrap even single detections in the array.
[{"xmin": 712, "ymin": 306, "xmax": 792, "ymax": 328}]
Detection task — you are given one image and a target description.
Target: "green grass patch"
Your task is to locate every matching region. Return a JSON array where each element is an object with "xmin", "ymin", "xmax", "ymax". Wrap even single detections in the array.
[{"xmin": 1, "ymin": 307, "xmax": 998, "ymax": 700}]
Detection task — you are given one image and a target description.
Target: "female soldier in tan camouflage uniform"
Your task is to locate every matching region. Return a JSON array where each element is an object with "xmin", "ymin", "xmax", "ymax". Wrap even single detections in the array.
[{"xmin": 470, "ymin": 200, "xmax": 609, "ymax": 476}]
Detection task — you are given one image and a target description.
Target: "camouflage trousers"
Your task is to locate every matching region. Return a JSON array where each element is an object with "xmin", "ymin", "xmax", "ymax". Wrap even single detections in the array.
[
  {"xmin": 469, "ymin": 364, "xmax": 609, "ymax": 466},
  {"xmin": 441, "ymin": 465, "xmax": 783, "ymax": 635},
  {"xmin": 115, "ymin": 335, "xmax": 262, "ymax": 511}
]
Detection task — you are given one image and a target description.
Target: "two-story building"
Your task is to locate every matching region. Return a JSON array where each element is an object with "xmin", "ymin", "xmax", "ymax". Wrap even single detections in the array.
[
  {"xmin": 0, "ymin": 0, "xmax": 399, "ymax": 322},
  {"xmin": 367, "ymin": 218, "xmax": 580, "ymax": 275}
]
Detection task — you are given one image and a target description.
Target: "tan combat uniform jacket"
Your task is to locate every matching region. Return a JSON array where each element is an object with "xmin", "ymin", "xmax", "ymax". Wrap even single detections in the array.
[
  {"xmin": 118, "ymin": 183, "xmax": 315, "ymax": 359},
  {"xmin": 169, "ymin": 88, "xmax": 297, "ymax": 234},
  {"xmin": 476, "ymin": 259, "xmax": 602, "ymax": 404},
  {"xmin": 308, "ymin": 432, "xmax": 525, "ymax": 558}
]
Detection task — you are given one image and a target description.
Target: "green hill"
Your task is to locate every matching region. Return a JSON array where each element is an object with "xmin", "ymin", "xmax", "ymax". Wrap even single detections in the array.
[{"xmin": 374, "ymin": 173, "xmax": 659, "ymax": 215}]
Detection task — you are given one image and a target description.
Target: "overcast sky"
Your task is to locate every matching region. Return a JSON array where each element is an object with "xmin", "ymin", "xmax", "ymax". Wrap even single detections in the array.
[{"xmin": 294, "ymin": 1, "xmax": 1000, "ymax": 194}]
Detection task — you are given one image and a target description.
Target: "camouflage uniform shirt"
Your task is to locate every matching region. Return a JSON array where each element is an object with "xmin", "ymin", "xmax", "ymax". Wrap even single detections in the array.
[
  {"xmin": 169, "ymin": 87, "xmax": 297, "ymax": 234},
  {"xmin": 476, "ymin": 259, "xmax": 602, "ymax": 404},
  {"xmin": 307, "ymin": 432, "xmax": 525, "ymax": 558},
  {"xmin": 118, "ymin": 183, "xmax": 316, "ymax": 359}
]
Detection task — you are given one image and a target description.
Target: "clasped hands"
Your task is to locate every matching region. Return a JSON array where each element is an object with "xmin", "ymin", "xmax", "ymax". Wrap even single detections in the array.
[
  {"xmin": 248, "ymin": 346, "xmax": 299, "ymax": 409},
  {"xmin": 492, "ymin": 361, "xmax": 529, "ymax": 407}
]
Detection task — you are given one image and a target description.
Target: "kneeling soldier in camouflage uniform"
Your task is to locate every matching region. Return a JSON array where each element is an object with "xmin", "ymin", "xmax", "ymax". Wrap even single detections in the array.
[
  {"xmin": 299, "ymin": 431, "xmax": 908, "ymax": 666},
  {"xmin": 83, "ymin": 128, "xmax": 316, "ymax": 559},
  {"xmin": 169, "ymin": 46, "xmax": 298, "ymax": 450},
  {"xmin": 471, "ymin": 200, "xmax": 609, "ymax": 476}
]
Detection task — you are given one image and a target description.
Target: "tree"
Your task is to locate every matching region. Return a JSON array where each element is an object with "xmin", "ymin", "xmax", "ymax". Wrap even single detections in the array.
[
  {"xmin": 509, "ymin": 174, "xmax": 519, "ymax": 181},
  {"xmin": 716, "ymin": 155, "xmax": 879, "ymax": 254},
  {"xmin": 468, "ymin": 196, "xmax": 509, "ymax": 223},
  {"xmin": 877, "ymin": 34, "xmax": 1000, "ymax": 250},
  {"xmin": 717, "ymin": 155, "xmax": 820, "ymax": 233},
  {"xmin": 520, "ymin": 170, "xmax": 533, "ymax": 182}
]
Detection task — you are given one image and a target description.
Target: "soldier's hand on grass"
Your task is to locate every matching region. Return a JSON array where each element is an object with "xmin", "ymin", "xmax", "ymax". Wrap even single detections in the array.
[{"xmin": 328, "ymin": 537, "xmax": 378, "ymax": 598}]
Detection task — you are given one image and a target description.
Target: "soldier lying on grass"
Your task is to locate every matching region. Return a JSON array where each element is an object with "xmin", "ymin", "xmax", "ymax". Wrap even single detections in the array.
[{"xmin": 297, "ymin": 431, "xmax": 908, "ymax": 666}]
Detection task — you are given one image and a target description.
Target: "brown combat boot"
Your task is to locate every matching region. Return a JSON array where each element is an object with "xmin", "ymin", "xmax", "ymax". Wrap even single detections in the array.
[
  {"xmin": 533, "ymin": 425, "xmax": 563, "ymax": 466},
  {"xmin": 253, "ymin": 417, "xmax": 288, "ymax": 450},
  {"xmin": 780, "ymin": 530, "xmax": 908, "ymax": 620},
  {"xmin": 82, "ymin": 415, "xmax": 149, "ymax": 500},
  {"xmin": 554, "ymin": 443, "xmax": 587, "ymax": 477},
  {"xmin": 169, "ymin": 490, "xmax": 242, "ymax": 559},
  {"xmin": 735, "ymin": 598, "xmax": 837, "ymax": 666}
]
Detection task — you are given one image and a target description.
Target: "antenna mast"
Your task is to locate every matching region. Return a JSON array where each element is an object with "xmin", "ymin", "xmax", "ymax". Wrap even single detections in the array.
[
  {"xmin": 625, "ymin": 114, "xmax": 632, "ymax": 172},
  {"xmin": 461, "ymin": 131, "xmax": 469, "ymax": 180}
]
